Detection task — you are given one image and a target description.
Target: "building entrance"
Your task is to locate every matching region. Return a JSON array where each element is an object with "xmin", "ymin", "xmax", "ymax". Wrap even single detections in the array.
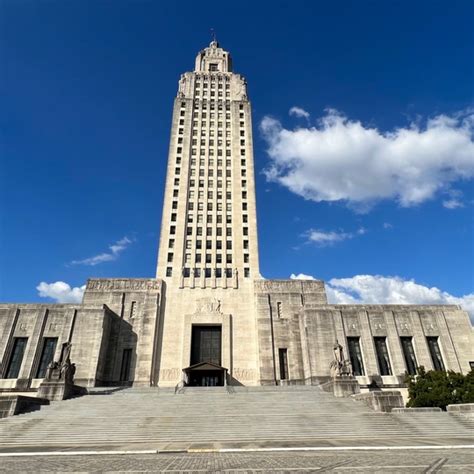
[
  {"xmin": 191, "ymin": 325, "xmax": 222, "ymax": 366},
  {"xmin": 186, "ymin": 326, "xmax": 225, "ymax": 386}
]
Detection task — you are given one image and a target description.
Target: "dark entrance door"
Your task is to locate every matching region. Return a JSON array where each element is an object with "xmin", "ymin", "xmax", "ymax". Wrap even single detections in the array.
[
  {"xmin": 191, "ymin": 325, "xmax": 222, "ymax": 366},
  {"xmin": 189, "ymin": 326, "xmax": 223, "ymax": 386}
]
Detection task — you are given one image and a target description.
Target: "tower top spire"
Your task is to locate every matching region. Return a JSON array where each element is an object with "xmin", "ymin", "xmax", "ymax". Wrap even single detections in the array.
[
  {"xmin": 210, "ymin": 28, "xmax": 218, "ymax": 46},
  {"xmin": 194, "ymin": 36, "xmax": 232, "ymax": 73}
]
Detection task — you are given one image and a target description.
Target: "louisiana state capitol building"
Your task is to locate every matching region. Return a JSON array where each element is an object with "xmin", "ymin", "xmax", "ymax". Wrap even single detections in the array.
[{"xmin": 0, "ymin": 41, "xmax": 472, "ymax": 394}]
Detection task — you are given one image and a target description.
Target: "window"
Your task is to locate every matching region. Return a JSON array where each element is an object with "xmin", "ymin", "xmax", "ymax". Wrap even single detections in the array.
[
  {"xmin": 167, "ymin": 253, "xmax": 173, "ymax": 263},
  {"xmin": 242, "ymin": 203, "xmax": 247, "ymax": 211},
  {"xmin": 400, "ymin": 337, "xmax": 417, "ymax": 375},
  {"xmin": 226, "ymin": 228, "xmax": 232, "ymax": 236},
  {"xmin": 172, "ymin": 201, "xmax": 178, "ymax": 209},
  {"xmin": 243, "ymin": 240, "xmax": 249, "ymax": 249},
  {"xmin": 186, "ymin": 227, "xmax": 192, "ymax": 235},
  {"xmin": 195, "ymin": 268, "xmax": 201, "ymax": 277},
  {"xmin": 196, "ymin": 240, "xmax": 202, "ymax": 249},
  {"xmin": 168, "ymin": 239, "xmax": 175, "ymax": 248},
  {"xmin": 186, "ymin": 240, "xmax": 192, "ymax": 249},
  {"xmin": 278, "ymin": 348, "xmax": 289, "ymax": 380},
  {"xmin": 185, "ymin": 253, "xmax": 191, "ymax": 263},
  {"xmin": 209, "ymin": 63, "xmax": 218, "ymax": 71},
  {"xmin": 171, "ymin": 213, "xmax": 176, "ymax": 222},
  {"xmin": 243, "ymin": 215, "xmax": 248, "ymax": 223},
  {"xmin": 226, "ymin": 241, "xmax": 232, "ymax": 250},
  {"xmin": 216, "ymin": 254, "xmax": 222, "ymax": 264},
  {"xmin": 5, "ymin": 337, "xmax": 28, "ymax": 379},
  {"xmin": 226, "ymin": 254, "xmax": 232, "ymax": 264},
  {"xmin": 36, "ymin": 337, "xmax": 58, "ymax": 378},
  {"xmin": 170, "ymin": 226, "xmax": 176, "ymax": 235},
  {"xmin": 243, "ymin": 227, "xmax": 248, "ymax": 236},
  {"xmin": 129, "ymin": 301, "xmax": 137, "ymax": 319},
  {"xmin": 374, "ymin": 337, "xmax": 392, "ymax": 376},
  {"xmin": 195, "ymin": 253, "xmax": 201, "ymax": 263},
  {"xmin": 205, "ymin": 268, "xmax": 212, "ymax": 278},
  {"xmin": 244, "ymin": 268, "xmax": 250, "ymax": 277},
  {"xmin": 216, "ymin": 240, "xmax": 222, "ymax": 249},
  {"xmin": 244, "ymin": 254, "xmax": 249, "ymax": 263},
  {"xmin": 206, "ymin": 240, "xmax": 212, "ymax": 249},
  {"xmin": 427, "ymin": 336, "xmax": 445, "ymax": 371},
  {"xmin": 276, "ymin": 302, "xmax": 282, "ymax": 319},
  {"xmin": 183, "ymin": 268, "xmax": 190, "ymax": 277},
  {"xmin": 347, "ymin": 337, "xmax": 365, "ymax": 376},
  {"xmin": 206, "ymin": 254, "xmax": 212, "ymax": 263},
  {"xmin": 166, "ymin": 267, "xmax": 172, "ymax": 277},
  {"xmin": 187, "ymin": 215, "xmax": 193, "ymax": 223},
  {"xmin": 119, "ymin": 348, "xmax": 132, "ymax": 382}
]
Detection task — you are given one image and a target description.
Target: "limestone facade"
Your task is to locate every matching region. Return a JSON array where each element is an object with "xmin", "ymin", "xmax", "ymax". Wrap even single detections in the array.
[{"xmin": 0, "ymin": 41, "xmax": 473, "ymax": 393}]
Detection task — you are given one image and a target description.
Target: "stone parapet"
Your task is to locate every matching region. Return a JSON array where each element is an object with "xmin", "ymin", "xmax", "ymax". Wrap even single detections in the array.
[
  {"xmin": 447, "ymin": 403, "xmax": 474, "ymax": 418},
  {"xmin": 0, "ymin": 395, "xmax": 49, "ymax": 418},
  {"xmin": 353, "ymin": 390, "xmax": 404, "ymax": 412}
]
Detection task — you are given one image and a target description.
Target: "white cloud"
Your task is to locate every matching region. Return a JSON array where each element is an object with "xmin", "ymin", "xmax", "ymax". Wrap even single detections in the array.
[
  {"xmin": 321, "ymin": 274, "xmax": 474, "ymax": 321},
  {"xmin": 261, "ymin": 109, "xmax": 474, "ymax": 210},
  {"xmin": 289, "ymin": 106, "xmax": 310, "ymax": 119},
  {"xmin": 442, "ymin": 198, "xmax": 464, "ymax": 209},
  {"xmin": 37, "ymin": 281, "xmax": 85, "ymax": 303},
  {"xmin": 290, "ymin": 273, "xmax": 315, "ymax": 280},
  {"xmin": 383, "ymin": 222, "xmax": 393, "ymax": 229},
  {"xmin": 305, "ymin": 227, "xmax": 366, "ymax": 246},
  {"xmin": 71, "ymin": 236, "xmax": 133, "ymax": 266}
]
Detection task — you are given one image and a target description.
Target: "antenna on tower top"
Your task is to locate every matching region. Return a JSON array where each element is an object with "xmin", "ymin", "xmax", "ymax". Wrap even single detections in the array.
[{"xmin": 210, "ymin": 28, "xmax": 217, "ymax": 43}]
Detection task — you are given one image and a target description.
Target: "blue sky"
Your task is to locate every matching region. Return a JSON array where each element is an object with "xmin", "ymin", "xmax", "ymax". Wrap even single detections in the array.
[{"xmin": 1, "ymin": 1, "xmax": 473, "ymax": 315}]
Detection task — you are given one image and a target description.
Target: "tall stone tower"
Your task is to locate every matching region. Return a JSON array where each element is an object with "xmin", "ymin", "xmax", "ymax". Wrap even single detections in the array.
[{"xmin": 155, "ymin": 40, "xmax": 262, "ymax": 387}]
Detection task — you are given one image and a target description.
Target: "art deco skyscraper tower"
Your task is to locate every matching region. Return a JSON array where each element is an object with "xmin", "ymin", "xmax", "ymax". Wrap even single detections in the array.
[
  {"xmin": 156, "ymin": 40, "xmax": 260, "ymax": 285},
  {"xmin": 155, "ymin": 40, "xmax": 262, "ymax": 387}
]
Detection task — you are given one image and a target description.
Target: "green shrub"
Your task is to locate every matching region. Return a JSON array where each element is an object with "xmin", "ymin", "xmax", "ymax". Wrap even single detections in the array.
[{"xmin": 405, "ymin": 367, "xmax": 474, "ymax": 410}]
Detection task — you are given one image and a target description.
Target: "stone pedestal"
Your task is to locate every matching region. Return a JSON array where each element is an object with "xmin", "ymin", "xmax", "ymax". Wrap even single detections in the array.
[
  {"xmin": 353, "ymin": 390, "xmax": 404, "ymax": 412},
  {"xmin": 328, "ymin": 376, "xmax": 360, "ymax": 397},
  {"xmin": 37, "ymin": 380, "xmax": 75, "ymax": 401}
]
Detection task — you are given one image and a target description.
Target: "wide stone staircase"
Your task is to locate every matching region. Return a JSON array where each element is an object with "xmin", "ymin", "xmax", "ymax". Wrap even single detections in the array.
[{"xmin": 0, "ymin": 386, "xmax": 473, "ymax": 451}]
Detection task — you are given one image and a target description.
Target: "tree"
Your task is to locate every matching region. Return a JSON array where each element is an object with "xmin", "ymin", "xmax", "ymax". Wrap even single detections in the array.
[{"xmin": 405, "ymin": 367, "xmax": 474, "ymax": 410}]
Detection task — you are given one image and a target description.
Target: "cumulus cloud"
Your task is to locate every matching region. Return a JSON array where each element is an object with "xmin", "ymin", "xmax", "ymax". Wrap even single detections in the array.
[
  {"xmin": 70, "ymin": 236, "xmax": 133, "ymax": 266},
  {"xmin": 261, "ymin": 109, "xmax": 474, "ymax": 210},
  {"xmin": 37, "ymin": 281, "xmax": 85, "ymax": 303},
  {"xmin": 321, "ymin": 274, "xmax": 474, "ymax": 321},
  {"xmin": 290, "ymin": 273, "xmax": 315, "ymax": 280},
  {"xmin": 305, "ymin": 227, "xmax": 366, "ymax": 246},
  {"xmin": 289, "ymin": 106, "xmax": 310, "ymax": 119}
]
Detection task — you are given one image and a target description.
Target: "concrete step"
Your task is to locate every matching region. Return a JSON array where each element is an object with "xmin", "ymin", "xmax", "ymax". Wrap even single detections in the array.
[{"xmin": 0, "ymin": 386, "xmax": 472, "ymax": 449}]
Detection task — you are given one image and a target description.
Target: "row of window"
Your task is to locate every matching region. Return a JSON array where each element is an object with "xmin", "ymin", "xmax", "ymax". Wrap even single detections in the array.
[
  {"xmin": 165, "ymin": 267, "xmax": 250, "ymax": 278},
  {"xmin": 347, "ymin": 335, "xmax": 445, "ymax": 377},
  {"xmin": 168, "ymin": 253, "xmax": 249, "ymax": 264},
  {"xmin": 184, "ymin": 213, "xmax": 248, "ymax": 223},
  {"xmin": 169, "ymin": 239, "xmax": 249, "ymax": 250},
  {"xmin": 188, "ymin": 190, "xmax": 247, "ymax": 200},
  {"xmin": 277, "ymin": 336, "xmax": 447, "ymax": 381},
  {"xmin": 187, "ymin": 179, "xmax": 248, "ymax": 189},
  {"xmin": 3, "ymin": 337, "xmax": 57, "ymax": 379}
]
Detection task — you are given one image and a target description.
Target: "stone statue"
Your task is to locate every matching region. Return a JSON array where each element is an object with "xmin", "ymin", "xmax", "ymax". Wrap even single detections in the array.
[
  {"xmin": 330, "ymin": 340, "xmax": 352, "ymax": 377},
  {"xmin": 60, "ymin": 342, "xmax": 72, "ymax": 365}
]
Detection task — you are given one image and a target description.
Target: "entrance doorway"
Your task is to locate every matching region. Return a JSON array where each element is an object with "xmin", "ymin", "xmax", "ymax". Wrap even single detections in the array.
[
  {"xmin": 186, "ymin": 325, "xmax": 225, "ymax": 386},
  {"xmin": 191, "ymin": 325, "xmax": 222, "ymax": 366}
]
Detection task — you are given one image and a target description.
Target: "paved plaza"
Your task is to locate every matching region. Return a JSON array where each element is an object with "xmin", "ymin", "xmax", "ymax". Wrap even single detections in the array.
[{"xmin": 0, "ymin": 449, "xmax": 473, "ymax": 472}]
